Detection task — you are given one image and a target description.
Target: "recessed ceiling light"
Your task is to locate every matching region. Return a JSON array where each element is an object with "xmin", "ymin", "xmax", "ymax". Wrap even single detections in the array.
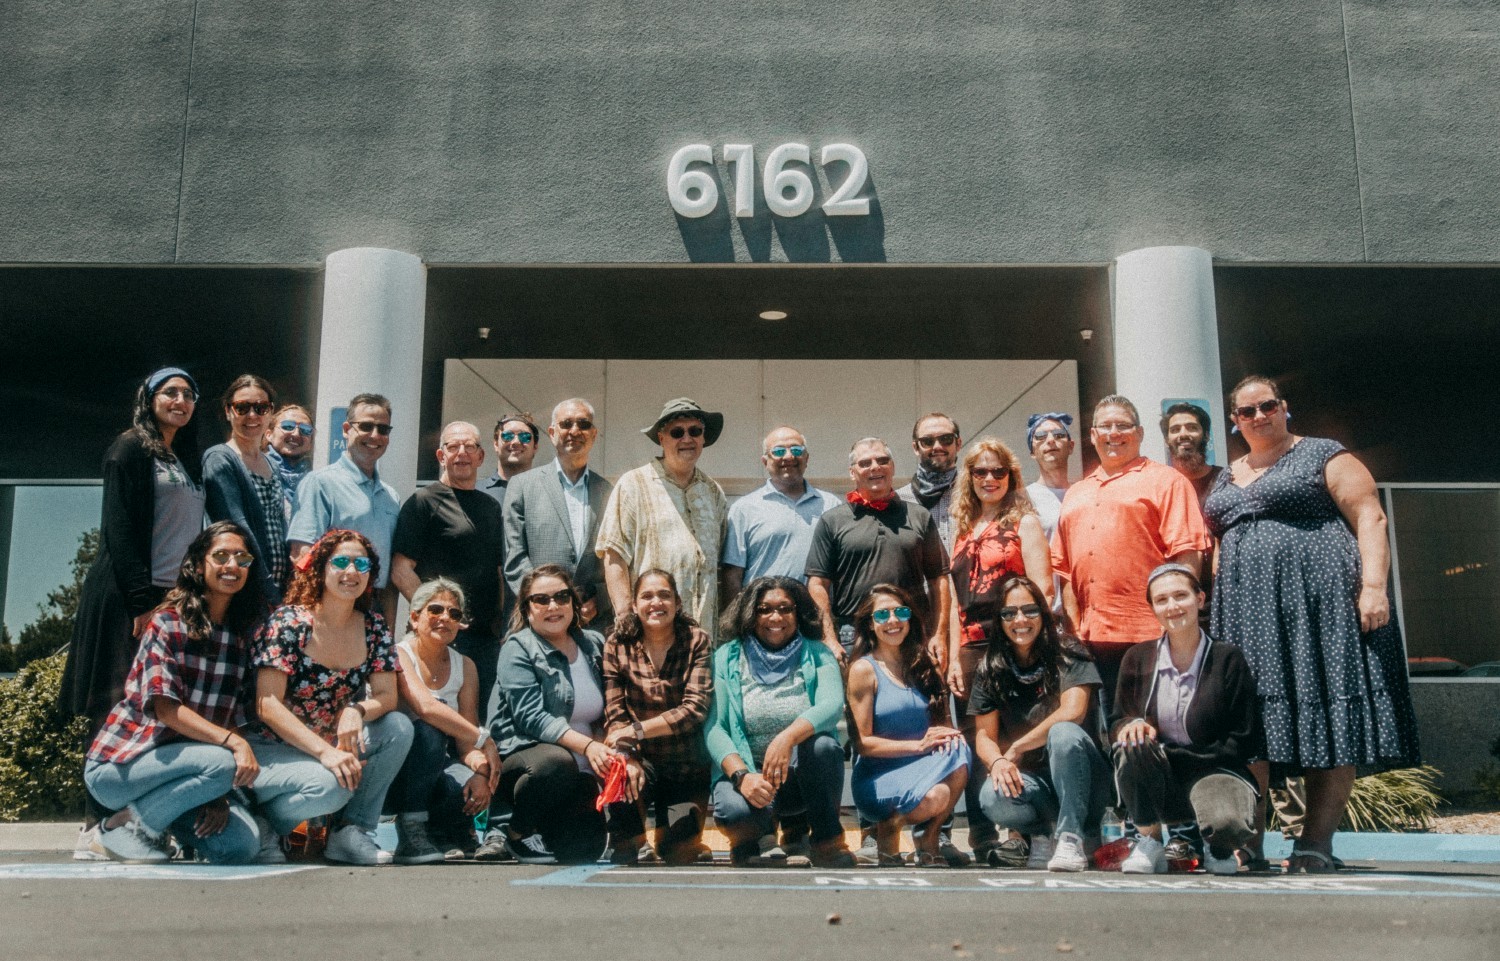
[{"xmin": 759, "ymin": 310, "xmax": 788, "ymax": 321}]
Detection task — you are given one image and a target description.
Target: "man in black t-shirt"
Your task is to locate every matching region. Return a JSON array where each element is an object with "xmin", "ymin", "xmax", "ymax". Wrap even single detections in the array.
[{"xmin": 391, "ymin": 421, "xmax": 506, "ymax": 712}]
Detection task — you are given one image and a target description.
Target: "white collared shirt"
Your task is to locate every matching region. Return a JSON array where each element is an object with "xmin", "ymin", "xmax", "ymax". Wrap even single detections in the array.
[
  {"xmin": 556, "ymin": 459, "xmax": 592, "ymax": 551},
  {"xmin": 1154, "ymin": 631, "xmax": 1209, "ymax": 746}
]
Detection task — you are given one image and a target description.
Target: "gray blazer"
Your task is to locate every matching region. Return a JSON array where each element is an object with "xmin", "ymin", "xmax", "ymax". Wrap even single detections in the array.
[{"xmin": 502, "ymin": 462, "xmax": 613, "ymax": 627}]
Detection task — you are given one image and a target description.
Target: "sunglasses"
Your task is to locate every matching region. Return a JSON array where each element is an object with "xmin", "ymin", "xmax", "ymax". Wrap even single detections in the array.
[
  {"xmin": 500, "ymin": 430, "xmax": 534, "ymax": 444},
  {"xmin": 915, "ymin": 432, "xmax": 958, "ymax": 449},
  {"xmin": 667, "ymin": 424, "xmax": 705, "ymax": 439},
  {"xmin": 1232, "ymin": 399, "xmax": 1282, "ymax": 419},
  {"xmin": 329, "ymin": 555, "xmax": 372, "ymax": 574},
  {"xmin": 872, "ymin": 606, "xmax": 912, "ymax": 624},
  {"xmin": 1032, "ymin": 429, "xmax": 1070, "ymax": 443},
  {"xmin": 157, "ymin": 386, "xmax": 197, "ymax": 402},
  {"xmin": 756, "ymin": 603, "xmax": 796, "ymax": 616},
  {"xmin": 350, "ymin": 421, "xmax": 393, "ymax": 436},
  {"xmin": 527, "ymin": 589, "xmax": 574, "ymax": 608},
  {"xmin": 443, "ymin": 441, "xmax": 480, "ymax": 454},
  {"xmin": 424, "ymin": 602, "xmax": 467, "ymax": 622},
  {"xmin": 555, "ymin": 418, "xmax": 594, "ymax": 432},
  {"xmin": 208, "ymin": 549, "xmax": 255, "ymax": 568},
  {"xmin": 999, "ymin": 604, "xmax": 1043, "ymax": 621},
  {"xmin": 230, "ymin": 401, "xmax": 273, "ymax": 416},
  {"xmin": 767, "ymin": 445, "xmax": 806, "ymax": 459},
  {"xmin": 278, "ymin": 420, "xmax": 314, "ymax": 436},
  {"xmin": 855, "ymin": 455, "xmax": 893, "ymax": 469},
  {"xmin": 969, "ymin": 467, "xmax": 1010, "ymax": 481}
]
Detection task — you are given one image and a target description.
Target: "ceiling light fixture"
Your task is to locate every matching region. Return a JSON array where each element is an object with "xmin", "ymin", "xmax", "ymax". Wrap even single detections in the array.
[{"xmin": 759, "ymin": 310, "xmax": 788, "ymax": 321}]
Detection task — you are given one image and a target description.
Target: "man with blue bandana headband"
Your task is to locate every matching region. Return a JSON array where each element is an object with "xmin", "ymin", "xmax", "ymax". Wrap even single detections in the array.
[{"xmin": 1024, "ymin": 412, "xmax": 1074, "ymax": 541}]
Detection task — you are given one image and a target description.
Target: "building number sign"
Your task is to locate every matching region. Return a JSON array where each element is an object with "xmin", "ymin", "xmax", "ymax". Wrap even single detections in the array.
[{"xmin": 668, "ymin": 143, "xmax": 870, "ymax": 219}]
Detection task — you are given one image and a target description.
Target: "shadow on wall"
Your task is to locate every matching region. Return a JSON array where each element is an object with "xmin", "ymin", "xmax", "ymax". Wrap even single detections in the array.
[{"xmin": 675, "ymin": 159, "xmax": 886, "ymax": 263}]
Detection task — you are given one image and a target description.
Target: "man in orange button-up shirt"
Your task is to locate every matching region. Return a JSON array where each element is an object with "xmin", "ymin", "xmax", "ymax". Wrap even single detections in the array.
[{"xmin": 1051, "ymin": 394, "xmax": 1210, "ymax": 710}]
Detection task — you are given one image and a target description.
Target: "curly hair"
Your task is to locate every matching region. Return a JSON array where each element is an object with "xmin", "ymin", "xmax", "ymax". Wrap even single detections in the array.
[
  {"xmin": 950, "ymin": 436, "xmax": 1036, "ymax": 539},
  {"xmin": 612, "ymin": 569, "xmax": 698, "ymax": 647},
  {"xmin": 158, "ymin": 521, "xmax": 266, "ymax": 641},
  {"xmin": 720, "ymin": 576, "xmax": 825, "ymax": 645},
  {"xmin": 849, "ymin": 584, "xmax": 948, "ymax": 719},
  {"xmin": 283, "ymin": 529, "xmax": 379, "ymax": 612},
  {"xmin": 507, "ymin": 563, "xmax": 582, "ymax": 638},
  {"xmin": 973, "ymin": 575, "xmax": 1092, "ymax": 705}
]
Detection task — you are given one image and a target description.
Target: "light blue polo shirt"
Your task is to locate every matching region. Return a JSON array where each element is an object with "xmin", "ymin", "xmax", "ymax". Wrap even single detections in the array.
[
  {"xmin": 287, "ymin": 454, "xmax": 401, "ymax": 588},
  {"xmin": 723, "ymin": 480, "xmax": 841, "ymax": 584}
]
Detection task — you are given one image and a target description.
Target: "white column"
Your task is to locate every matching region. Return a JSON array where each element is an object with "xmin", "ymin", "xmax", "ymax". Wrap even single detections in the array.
[
  {"xmin": 314, "ymin": 247, "xmax": 426, "ymax": 500},
  {"xmin": 1112, "ymin": 246, "xmax": 1226, "ymax": 466}
]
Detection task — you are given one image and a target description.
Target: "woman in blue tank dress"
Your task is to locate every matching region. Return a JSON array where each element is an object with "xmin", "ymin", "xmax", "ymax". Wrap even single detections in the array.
[
  {"xmin": 1205, "ymin": 375, "xmax": 1420, "ymax": 873},
  {"xmin": 847, "ymin": 584, "xmax": 970, "ymax": 867}
]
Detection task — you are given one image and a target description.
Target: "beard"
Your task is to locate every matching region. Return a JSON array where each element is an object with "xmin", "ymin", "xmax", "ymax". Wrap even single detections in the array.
[{"xmin": 1170, "ymin": 437, "xmax": 1208, "ymax": 469}]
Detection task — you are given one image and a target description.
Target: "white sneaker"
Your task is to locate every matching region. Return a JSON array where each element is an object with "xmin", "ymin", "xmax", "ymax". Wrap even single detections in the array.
[
  {"xmin": 1025, "ymin": 833, "xmax": 1055, "ymax": 870},
  {"xmin": 253, "ymin": 817, "xmax": 287, "ymax": 865},
  {"xmin": 1202, "ymin": 847, "xmax": 1241, "ymax": 876},
  {"xmin": 73, "ymin": 824, "xmax": 108, "ymax": 862},
  {"xmin": 99, "ymin": 816, "xmax": 170, "ymax": 864},
  {"xmin": 1047, "ymin": 832, "xmax": 1088, "ymax": 873},
  {"xmin": 324, "ymin": 824, "xmax": 382, "ymax": 866},
  {"xmin": 1121, "ymin": 835, "xmax": 1167, "ymax": 874}
]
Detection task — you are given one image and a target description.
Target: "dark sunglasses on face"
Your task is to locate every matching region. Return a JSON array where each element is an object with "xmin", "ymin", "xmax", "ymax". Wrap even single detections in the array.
[
  {"xmin": 230, "ymin": 401, "xmax": 273, "ymax": 416},
  {"xmin": 350, "ymin": 421, "xmax": 393, "ymax": 436},
  {"xmin": 855, "ymin": 455, "xmax": 893, "ymax": 469},
  {"xmin": 527, "ymin": 590, "xmax": 574, "ymax": 608},
  {"xmin": 208, "ymin": 549, "xmax": 255, "ymax": 568},
  {"xmin": 329, "ymin": 555, "xmax": 372, "ymax": 574},
  {"xmin": 555, "ymin": 418, "xmax": 593, "ymax": 432},
  {"xmin": 969, "ymin": 467, "xmax": 1010, "ymax": 481},
  {"xmin": 999, "ymin": 604, "xmax": 1043, "ymax": 621},
  {"xmin": 1232, "ymin": 399, "xmax": 1282, "ymax": 419},
  {"xmin": 278, "ymin": 420, "xmax": 314, "ymax": 436},
  {"xmin": 157, "ymin": 386, "xmax": 197, "ymax": 402},
  {"xmin": 916, "ymin": 432, "xmax": 958, "ymax": 449},
  {"xmin": 872, "ymin": 606, "xmax": 912, "ymax": 624},
  {"xmin": 500, "ymin": 430, "xmax": 534, "ymax": 444},
  {"xmin": 756, "ymin": 603, "xmax": 796, "ymax": 616},
  {"xmin": 1033, "ymin": 429, "xmax": 1070, "ymax": 443},
  {"xmin": 767, "ymin": 445, "xmax": 806, "ymax": 459},
  {"xmin": 667, "ymin": 424, "xmax": 705, "ymax": 439},
  {"xmin": 424, "ymin": 602, "xmax": 467, "ymax": 622}
]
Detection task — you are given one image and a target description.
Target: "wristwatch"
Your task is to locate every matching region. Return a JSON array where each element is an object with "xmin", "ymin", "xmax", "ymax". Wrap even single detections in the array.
[
  {"xmin": 474, "ymin": 729, "xmax": 491, "ymax": 750},
  {"xmin": 730, "ymin": 769, "xmax": 749, "ymax": 791},
  {"xmin": 632, "ymin": 720, "xmax": 646, "ymax": 743}
]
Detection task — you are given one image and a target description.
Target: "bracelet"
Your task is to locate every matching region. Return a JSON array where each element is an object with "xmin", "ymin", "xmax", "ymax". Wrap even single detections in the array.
[
  {"xmin": 349, "ymin": 701, "xmax": 367, "ymax": 717},
  {"xmin": 221, "ymin": 729, "xmax": 235, "ymax": 746}
]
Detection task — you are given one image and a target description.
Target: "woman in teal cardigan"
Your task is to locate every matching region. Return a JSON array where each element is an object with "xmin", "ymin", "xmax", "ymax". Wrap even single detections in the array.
[{"xmin": 707, "ymin": 576, "xmax": 854, "ymax": 868}]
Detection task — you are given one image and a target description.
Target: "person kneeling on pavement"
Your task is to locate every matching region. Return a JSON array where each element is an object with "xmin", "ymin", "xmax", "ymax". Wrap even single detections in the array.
[
  {"xmin": 707, "ymin": 577, "xmax": 856, "ymax": 868},
  {"xmin": 1109, "ymin": 564, "xmax": 1262, "ymax": 875}
]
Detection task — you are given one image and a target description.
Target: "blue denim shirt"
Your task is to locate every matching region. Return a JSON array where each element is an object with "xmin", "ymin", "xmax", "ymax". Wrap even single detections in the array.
[{"xmin": 489, "ymin": 625, "xmax": 606, "ymax": 757}]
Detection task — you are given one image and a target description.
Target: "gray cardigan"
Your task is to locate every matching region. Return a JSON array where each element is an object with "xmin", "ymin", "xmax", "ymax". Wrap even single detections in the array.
[{"xmin": 202, "ymin": 442, "xmax": 285, "ymax": 602}]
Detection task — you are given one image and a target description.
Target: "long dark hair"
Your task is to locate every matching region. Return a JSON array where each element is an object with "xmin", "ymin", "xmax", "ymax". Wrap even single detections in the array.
[
  {"xmin": 130, "ymin": 375, "xmax": 202, "ymax": 482},
  {"xmin": 158, "ymin": 521, "xmax": 266, "ymax": 640},
  {"xmin": 974, "ymin": 575, "xmax": 1092, "ymax": 703},
  {"xmin": 508, "ymin": 563, "xmax": 582, "ymax": 638},
  {"xmin": 850, "ymin": 584, "xmax": 947, "ymax": 717},
  {"xmin": 283, "ymin": 529, "xmax": 380, "ymax": 613},
  {"xmin": 612, "ymin": 568, "xmax": 697, "ymax": 647},
  {"xmin": 720, "ymin": 576, "xmax": 825, "ymax": 645}
]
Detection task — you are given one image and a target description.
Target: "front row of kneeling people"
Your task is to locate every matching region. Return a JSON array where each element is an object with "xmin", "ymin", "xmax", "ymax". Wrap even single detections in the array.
[{"xmin": 84, "ymin": 520, "xmax": 1258, "ymax": 874}]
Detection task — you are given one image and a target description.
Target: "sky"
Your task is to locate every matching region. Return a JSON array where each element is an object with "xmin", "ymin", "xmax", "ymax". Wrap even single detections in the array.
[{"xmin": 4, "ymin": 486, "xmax": 101, "ymax": 638}]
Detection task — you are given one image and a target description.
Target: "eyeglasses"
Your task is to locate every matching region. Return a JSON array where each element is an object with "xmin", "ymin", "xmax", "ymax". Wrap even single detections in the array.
[
  {"xmin": 555, "ymin": 418, "xmax": 594, "ymax": 432},
  {"xmin": 1231, "ymin": 399, "xmax": 1282, "ymax": 420},
  {"xmin": 767, "ymin": 445, "xmax": 807, "ymax": 459},
  {"xmin": 442, "ymin": 442, "xmax": 480, "ymax": 454},
  {"xmin": 872, "ymin": 606, "xmax": 912, "ymax": 624},
  {"xmin": 157, "ymin": 386, "xmax": 197, "ymax": 402},
  {"xmin": 329, "ymin": 555, "xmax": 372, "ymax": 574},
  {"xmin": 230, "ymin": 401, "xmax": 272, "ymax": 416},
  {"xmin": 527, "ymin": 590, "xmax": 574, "ymax": 608},
  {"xmin": 969, "ymin": 467, "xmax": 1010, "ymax": 481},
  {"xmin": 1032, "ymin": 429, "xmax": 1070, "ymax": 443},
  {"xmin": 1093, "ymin": 422, "xmax": 1138, "ymax": 435},
  {"xmin": 916, "ymin": 432, "xmax": 958, "ymax": 449},
  {"xmin": 499, "ymin": 430, "xmax": 534, "ymax": 444},
  {"xmin": 854, "ymin": 455, "xmax": 893, "ymax": 469},
  {"xmin": 999, "ymin": 604, "xmax": 1042, "ymax": 621},
  {"xmin": 667, "ymin": 424, "xmax": 705, "ymax": 439},
  {"xmin": 424, "ymin": 602, "xmax": 466, "ymax": 622},
  {"xmin": 277, "ymin": 420, "xmax": 313, "ymax": 436},
  {"xmin": 350, "ymin": 421, "xmax": 393, "ymax": 436},
  {"xmin": 208, "ymin": 549, "xmax": 255, "ymax": 568},
  {"xmin": 756, "ymin": 603, "xmax": 796, "ymax": 616}
]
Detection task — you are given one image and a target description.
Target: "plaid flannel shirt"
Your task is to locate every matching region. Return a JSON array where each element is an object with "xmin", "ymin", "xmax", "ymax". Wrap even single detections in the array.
[{"xmin": 603, "ymin": 626, "xmax": 713, "ymax": 772}]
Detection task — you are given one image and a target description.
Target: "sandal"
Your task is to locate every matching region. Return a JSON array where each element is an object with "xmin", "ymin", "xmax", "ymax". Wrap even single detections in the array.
[
  {"xmin": 1235, "ymin": 848, "xmax": 1272, "ymax": 873},
  {"xmin": 1284, "ymin": 847, "xmax": 1336, "ymax": 874},
  {"xmin": 911, "ymin": 850, "xmax": 950, "ymax": 869}
]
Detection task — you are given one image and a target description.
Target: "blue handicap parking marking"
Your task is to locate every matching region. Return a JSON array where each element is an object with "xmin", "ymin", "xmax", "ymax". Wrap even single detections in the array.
[
  {"xmin": 0, "ymin": 862, "xmax": 322, "ymax": 881},
  {"xmin": 515, "ymin": 864, "xmax": 1500, "ymax": 899}
]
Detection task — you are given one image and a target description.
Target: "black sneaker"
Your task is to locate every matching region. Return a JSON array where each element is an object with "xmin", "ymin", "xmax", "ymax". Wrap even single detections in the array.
[
  {"xmin": 986, "ymin": 836, "xmax": 1030, "ymax": 869},
  {"xmin": 505, "ymin": 831, "xmax": 558, "ymax": 865}
]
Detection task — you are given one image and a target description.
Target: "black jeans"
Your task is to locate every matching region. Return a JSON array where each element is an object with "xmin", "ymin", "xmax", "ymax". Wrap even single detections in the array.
[
  {"xmin": 383, "ymin": 717, "xmax": 472, "ymax": 837},
  {"xmin": 606, "ymin": 758, "xmax": 710, "ymax": 863},
  {"xmin": 498, "ymin": 743, "xmax": 605, "ymax": 863},
  {"xmin": 711, "ymin": 734, "xmax": 845, "ymax": 858},
  {"xmin": 1112, "ymin": 742, "xmax": 1256, "ymax": 856}
]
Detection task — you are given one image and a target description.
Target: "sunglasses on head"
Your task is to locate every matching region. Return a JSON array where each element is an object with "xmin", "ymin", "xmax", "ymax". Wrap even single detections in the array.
[
  {"xmin": 157, "ymin": 386, "xmax": 197, "ymax": 402},
  {"xmin": 329, "ymin": 555, "xmax": 372, "ymax": 573},
  {"xmin": 1231, "ymin": 399, "xmax": 1282, "ymax": 419},
  {"xmin": 667, "ymin": 424, "xmax": 705, "ymax": 439},
  {"xmin": 767, "ymin": 445, "xmax": 806, "ymax": 459},
  {"xmin": 527, "ymin": 589, "xmax": 574, "ymax": 608},
  {"xmin": 916, "ymin": 432, "xmax": 958, "ymax": 449},
  {"xmin": 500, "ymin": 430, "xmax": 534, "ymax": 444},
  {"xmin": 230, "ymin": 401, "xmax": 273, "ymax": 416},
  {"xmin": 555, "ymin": 418, "xmax": 593, "ymax": 432},
  {"xmin": 278, "ymin": 420, "xmax": 313, "ymax": 436},
  {"xmin": 999, "ymin": 604, "xmax": 1042, "ymax": 621},
  {"xmin": 969, "ymin": 466, "xmax": 1010, "ymax": 481},
  {"xmin": 208, "ymin": 549, "xmax": 255, "ymax": 568},
  {"xmin": 424, "ymin": 602, "xmax": 467, "ymax": 622},
  {"xmin": 350, "ymin": 421, "xmax": 393, "ymax": 436},
  {"xmin": 872, "ymin": 606, "xmax": 912, "ymax": 624}
]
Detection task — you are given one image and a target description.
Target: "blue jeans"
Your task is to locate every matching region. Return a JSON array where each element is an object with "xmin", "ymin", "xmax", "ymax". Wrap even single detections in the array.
[
  {"xmin": 978, "ymin": 721, "xmax": 1109, "ymax": 839},
  {"xmin": 248, "ymin": 711, "xmax": 414, "ymax": 834},
  {"xmin": 712, "ymin": 734, "xmax": 845, "ymax": 855}
]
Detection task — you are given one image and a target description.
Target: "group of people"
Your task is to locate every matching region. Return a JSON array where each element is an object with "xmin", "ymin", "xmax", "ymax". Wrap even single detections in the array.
[{"xmin": 60, "ymin": 367, "xmax": 1421, "ymax": 875}]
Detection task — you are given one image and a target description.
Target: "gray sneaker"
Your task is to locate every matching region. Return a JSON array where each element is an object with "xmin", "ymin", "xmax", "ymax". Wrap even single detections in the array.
[
  {"xmin": 253, "ymin": 816, "xmax": 287, "ymax": 865},
  {"xmin": 99, "ymin": 816, "xmax": 169, "ymax": 864},
  {"xmin": 853, "ymin": 831, "xmax": 880, "ymax": 867},
  {"xmin": 394, "ymin": 815, "xmax": 444, "ymax": 865},
  {"xmin": 324, "ymin": 824, "xmax": 383, "ymax": 866}
]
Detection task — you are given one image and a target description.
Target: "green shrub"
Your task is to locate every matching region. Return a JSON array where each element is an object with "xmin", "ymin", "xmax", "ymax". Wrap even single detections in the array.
[
  {"xmin": 1342, "ymin": 766, "xmax": 1444, "ymax": 832},
  {"xmin": 0, "ymin": 652, "xmax": 88, "ymax": 821}
]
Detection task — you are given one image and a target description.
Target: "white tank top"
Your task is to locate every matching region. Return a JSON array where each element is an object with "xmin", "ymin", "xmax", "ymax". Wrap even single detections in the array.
[{"xmin": 397, "ymin": 639, "xmax": 466, "ymax": 707}]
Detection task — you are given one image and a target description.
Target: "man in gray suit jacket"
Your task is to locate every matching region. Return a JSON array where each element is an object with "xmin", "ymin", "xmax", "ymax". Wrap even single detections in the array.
[{"xmin": 502, "ymin": 398, "xmax": 613, "ymax": 632}]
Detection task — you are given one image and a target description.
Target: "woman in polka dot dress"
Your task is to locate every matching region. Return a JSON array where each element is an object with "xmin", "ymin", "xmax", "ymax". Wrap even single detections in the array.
[{"xmin": 1204, "ymin": 376, "xmax": 1420, "ymax": 873}]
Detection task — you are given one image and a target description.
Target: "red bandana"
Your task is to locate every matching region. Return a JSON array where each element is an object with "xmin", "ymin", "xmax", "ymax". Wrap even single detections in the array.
[{"xmin": 847, "ymin": 490, "xmax": 893, "ymax": 512}]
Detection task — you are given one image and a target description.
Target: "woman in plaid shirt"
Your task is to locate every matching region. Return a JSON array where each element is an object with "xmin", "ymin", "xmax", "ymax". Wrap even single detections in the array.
[{"xmin": 83, "ymin": 521, "xmax": 267, "ymax": 863}]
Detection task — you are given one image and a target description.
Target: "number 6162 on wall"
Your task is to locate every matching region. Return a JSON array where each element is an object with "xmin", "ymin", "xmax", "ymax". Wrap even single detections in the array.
[{"xmin": 668, "ymin": 143, "xmax": 871, "ymax": 219}]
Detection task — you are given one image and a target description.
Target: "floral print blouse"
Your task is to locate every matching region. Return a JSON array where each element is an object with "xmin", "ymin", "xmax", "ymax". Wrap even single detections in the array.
[{"xmin": 250, "ymin": 604, "xmax": 400, "ymax": 743}]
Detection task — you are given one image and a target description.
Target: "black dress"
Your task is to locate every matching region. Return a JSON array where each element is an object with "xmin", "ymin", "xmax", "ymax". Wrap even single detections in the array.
[{"xmin": 1204, "ymin": 438, "xmax": 1420, "ymax": 773}]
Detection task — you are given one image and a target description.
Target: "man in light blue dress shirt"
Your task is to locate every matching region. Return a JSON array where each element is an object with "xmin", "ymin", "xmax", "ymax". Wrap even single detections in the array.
[{"xmin": 722, "ymin": 426, "xmax": 840, "ymax": 599}]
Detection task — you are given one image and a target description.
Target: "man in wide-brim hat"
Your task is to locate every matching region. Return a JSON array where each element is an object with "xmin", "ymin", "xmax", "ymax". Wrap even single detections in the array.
[{"xmin": 596, "ymin": 398, "xmax": 729, "ymax": 640}]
